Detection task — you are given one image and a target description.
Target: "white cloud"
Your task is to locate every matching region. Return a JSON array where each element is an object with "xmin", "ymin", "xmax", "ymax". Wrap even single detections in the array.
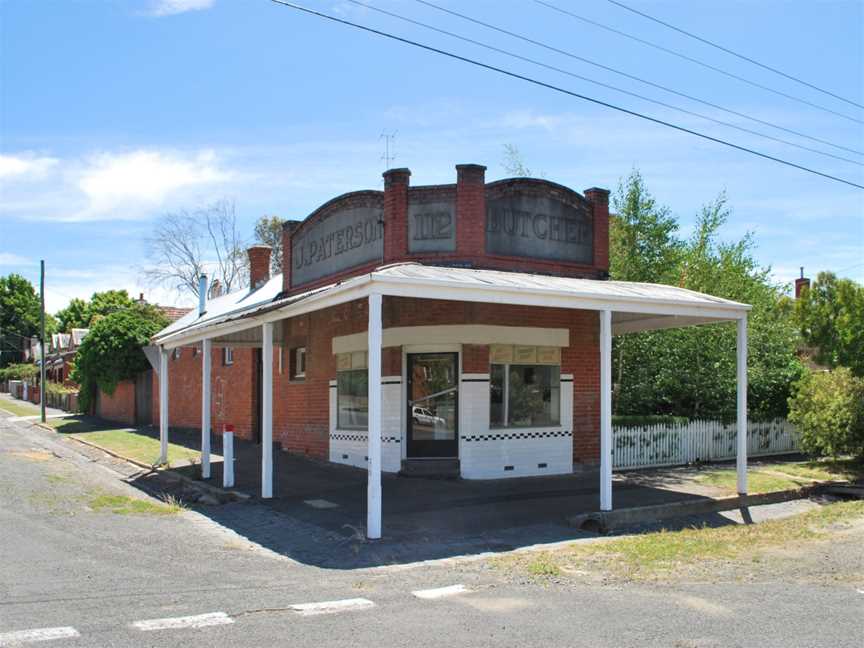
[
  {"xmin": 148, "ymin": 0, "xmax": 214, "ymax": 16},
  {"xmin": 0, "ymin": 153, "xmax": 59, "ymax": 180},
  {"xmin": 0, "ymin": 253, "xmax": 33, "ymax": 266},
  {"xmin": 72, "ymin": 149, "xmax": 231, "ymax": 220}
]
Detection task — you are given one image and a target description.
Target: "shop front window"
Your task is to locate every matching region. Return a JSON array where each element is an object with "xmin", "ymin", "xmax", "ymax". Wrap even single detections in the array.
[
  {"xmin": 490, "ymin": 364, "xmax": 560, "ymax": 428},
  {"xmin": 337, "ymin": 369, "xmax": 368, "ymax": 430}
]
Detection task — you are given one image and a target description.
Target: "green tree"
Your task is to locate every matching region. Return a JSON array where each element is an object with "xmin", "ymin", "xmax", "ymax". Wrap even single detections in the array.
[
  {"xmin": 795, "ymin": 272, "xmax": 864, "ymax": 376},
  {"xmin": 788, "ymin": 368, "xmax": 864, "ymax": 459},
  {"xmin": 610, "ymin": 177, "xmax": 804, "ymax": 421},
  {"xmin": 72, "ymin": 303, "xmax": 167, "ymax": 411},
  {"xmin": 254, "ymin": 215, "xmax": 286, "ymax": 275},
  {"xmin": 0, "ymin": 274, "xmax": 42, "ymax": 366},
  {"xmin": 55, "ymin": 298, "xmax": 90, "ymax": 332}
]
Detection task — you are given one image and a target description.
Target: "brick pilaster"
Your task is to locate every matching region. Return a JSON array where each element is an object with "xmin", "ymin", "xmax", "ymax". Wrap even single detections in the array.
[
  {"xmin": 455, "ymin": 164, "xmax": 487, "ymax": 258},
  {"xmin": 383, "ymin": 168, "xmax": 411, "ymax": 263}
]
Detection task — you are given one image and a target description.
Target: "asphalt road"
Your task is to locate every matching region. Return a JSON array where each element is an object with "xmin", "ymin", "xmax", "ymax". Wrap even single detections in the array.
[{"xmin": 0, "ymin": 413, "xmax": 861, "ymax": 648}]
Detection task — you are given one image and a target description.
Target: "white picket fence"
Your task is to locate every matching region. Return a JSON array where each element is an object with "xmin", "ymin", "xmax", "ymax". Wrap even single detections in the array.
[{"xmin": 613, "ymin": 419, "xmax": 799, "ymax": 470}]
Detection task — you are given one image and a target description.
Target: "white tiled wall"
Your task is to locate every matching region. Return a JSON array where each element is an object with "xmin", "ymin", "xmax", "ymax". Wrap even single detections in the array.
[
  {"xmin": 328, "ymin": 377, "xmax": 402, "ymax": 473},
  {"xmin": 459, "ymin": 373, "xmax": 574, "ymax": 479}
]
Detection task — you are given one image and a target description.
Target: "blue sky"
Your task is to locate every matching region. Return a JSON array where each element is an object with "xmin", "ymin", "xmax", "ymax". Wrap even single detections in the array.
[{"xmin": 1, "ymin": 0, "xmax": 862, "ymax": 313}]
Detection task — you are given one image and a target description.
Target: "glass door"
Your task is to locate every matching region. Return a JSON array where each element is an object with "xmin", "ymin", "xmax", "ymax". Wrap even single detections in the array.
[{"xmin": 406, "ymin": 353, "xmax": 459, "ymax": 458}]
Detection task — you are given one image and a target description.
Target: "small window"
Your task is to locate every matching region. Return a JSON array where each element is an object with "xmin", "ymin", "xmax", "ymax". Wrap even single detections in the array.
[
  {"xmin": 223, "ymin": 347, "xmax": 234, "ymax": 366},
  {"xmin": 337, "ymin": 369, "xmax": 367, "ymax": 430},
  {"xmin": 278, "ymin": 347, "xmax": 284, "ymax": 374},
  {"xmin": 293, "ymin": 347, "xmax": 306, "ymax": 380},
  {"xmin": 193, "ymin": 345, "xmax": 199, "ymax": 357},
  {"xmin": 490, "ymin": 364, "xmax": 560, "ymax": 428},
  {"xmin": 172, "ymin": 348, "xmax": 181, "ymax": 360}
]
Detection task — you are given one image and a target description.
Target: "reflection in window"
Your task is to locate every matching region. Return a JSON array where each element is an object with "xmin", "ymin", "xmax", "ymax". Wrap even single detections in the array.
[
  {"xmin": 490, "ymin": 364, "xmax": 560, "ymax": 428},
  {"xmin": 337, "ymin": 369, "xmax": 367, "ymax": 430}
]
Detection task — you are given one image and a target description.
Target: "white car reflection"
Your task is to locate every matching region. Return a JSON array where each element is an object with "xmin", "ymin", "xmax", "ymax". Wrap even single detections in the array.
[{"xmin": 412, "ymin": 405, "xmax": 445, "ymax": 428}]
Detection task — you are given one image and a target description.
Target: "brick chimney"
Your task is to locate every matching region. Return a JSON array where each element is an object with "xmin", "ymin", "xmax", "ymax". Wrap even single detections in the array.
[
  {"xmin": 795, "ymin": 267, "xmax": 810, "ymax": 298},
  {"xmin": 584, "ymin": 187, "xmax": 610, "ymax": 276},
  {"xmin": 248, "ymin": 244, "xmax": 272, "ymax": 290},
  {"xmin": 281, "ymin": 220, "xmax": 302, "ymax": 293},
  {"xmin": 455, "ymin": 163, "xmax": 487, "ymax": 257},
  {"xmin": 383, "ymin": 167, "xmax": 411, "ymax": 261}
]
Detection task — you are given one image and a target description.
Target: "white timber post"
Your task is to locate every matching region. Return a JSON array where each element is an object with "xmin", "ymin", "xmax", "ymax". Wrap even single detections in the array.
[
  {"xmin": 261, "ymin": 322, "xmax": 274, "ymax": 499},
  {"xmin": 367, "ymin": 292, "xmax": 383, "ymax": 539},
  {"xmin": 599, "ymin": 309, "xmax": 613, "ymax": 511},
  {"xmin": 159, "ymin": 346, "xmax": 169, "ymax": 465},
  {"xmin": 201, "ymin": 338, "xmax": 212, "ymax": 479},
  {"xmin": 223, "ymin": 429, "xmax": 234, "ymax": 488},
  {"xmin": 736, "ymin": 316, "xmax": 748, "ymax": 495}
]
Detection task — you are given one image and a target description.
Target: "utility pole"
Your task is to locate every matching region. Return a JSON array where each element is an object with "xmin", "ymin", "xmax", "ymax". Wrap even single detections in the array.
[{"xmin": 40, "ymin": 260, "xmax": 46, "ymax": 424}]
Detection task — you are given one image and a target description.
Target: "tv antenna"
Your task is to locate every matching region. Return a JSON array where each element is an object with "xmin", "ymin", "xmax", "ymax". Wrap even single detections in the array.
[{"xmin": 379, "ymin": 129, "xmax": 398, "ymax": 171}]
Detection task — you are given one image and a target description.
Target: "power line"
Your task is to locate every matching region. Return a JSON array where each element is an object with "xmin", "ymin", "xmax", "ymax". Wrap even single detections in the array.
[
  {"xmin": 267, "ymin": 0, "xmax": 864, "ymax": 190},
  {"xmin": 533, "ymin": 0, "xmax": 864, "ymax": 126},
  {"xmin": 409, "ymin": 0, "xmax": 863, "ymax": 159},
  {"xmin": 605, "ymin": 0, "xmax": 864, "ymax": 111}
]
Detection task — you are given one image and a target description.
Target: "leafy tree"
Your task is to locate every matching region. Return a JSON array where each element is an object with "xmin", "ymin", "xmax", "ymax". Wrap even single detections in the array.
[
  {"xmin": 87, "ymin": 290, "xmax": 135, "ymax": 323},
  {"xmin": 72, "ymin": 303, "xmax": 167, "ymax": 411},
  {"xmin": 610, "ymin": 176, "xmax": 804, "ymax": 421},
  {"xmin": 788, "ymin": 368, "xmax": 864, "ymax": 459},
  {"xmin": 254, "ymin": 215, "xmax": 286, "ymax": 275},
  {"xmin": 55, "ymin": 298, "xmax": 90, "ymax": 332},
  {"xmin": 0, "ymin": 273, "xmax": 56, "ymax": 366},
  {"xmin": 795, "ymin": 272, "xmax": 864, "ymax": 376}
]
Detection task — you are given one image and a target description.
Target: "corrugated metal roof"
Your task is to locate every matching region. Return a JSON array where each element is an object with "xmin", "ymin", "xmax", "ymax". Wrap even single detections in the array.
[{"xmin": 152, "ymin": 262, "xmax": 749, "ymax": 345}]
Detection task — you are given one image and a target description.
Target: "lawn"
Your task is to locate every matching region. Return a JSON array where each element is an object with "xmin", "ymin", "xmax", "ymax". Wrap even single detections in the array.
[
  {"xmin": 49, "ymin": 415, "xmax": 200, "ymax": 467},
  {"xmin": 696, "ymin": 459, "xmax": 864, "ymax": 494},
  {"xmin": 496, "ymin": 500, "xmax": 864, "ymax": 581},
  {"xmin": 88, "ymin": 492, "xmax": 184, "ymax": 515},
  {"xmin": 0, "ymin": 398, "xmax": 41, "ymax": 417}
]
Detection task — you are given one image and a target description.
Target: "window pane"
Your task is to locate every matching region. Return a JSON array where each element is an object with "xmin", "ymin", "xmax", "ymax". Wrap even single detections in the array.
[
  {"xmin": 490, "ymin": 364, "xmax": 505, "ymax": 427},
  {"xmin": 507, "ymin": 365, "xmax": 560, "ymax": 427},
  {"xmin": 337, "ymin": 370, "xmax": 367, "ymax": 429}
]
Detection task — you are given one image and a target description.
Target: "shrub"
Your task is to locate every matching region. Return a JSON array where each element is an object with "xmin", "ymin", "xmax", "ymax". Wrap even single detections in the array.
[
  {"xmin": 612, "ymin": 415, "xmax": 690, "ymax": 428},
  {"xmin": 788, "ymin": 368, "xmax": 864, "ymax": 459},
  {"xmin": 0, "ymin": 363, "xmax": 38, "ymax": 382}
]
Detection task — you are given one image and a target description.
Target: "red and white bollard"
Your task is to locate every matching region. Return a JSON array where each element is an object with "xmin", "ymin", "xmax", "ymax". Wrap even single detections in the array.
[{"xmin": 222, "ymin": 424, "xmax": 235, "ymax": 488}]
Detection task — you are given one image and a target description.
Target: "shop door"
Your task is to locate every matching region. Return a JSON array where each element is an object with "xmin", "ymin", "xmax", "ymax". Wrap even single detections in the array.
[{"xmin": 406, "ymin": 353, "xmax": 458, "ymax": 458}]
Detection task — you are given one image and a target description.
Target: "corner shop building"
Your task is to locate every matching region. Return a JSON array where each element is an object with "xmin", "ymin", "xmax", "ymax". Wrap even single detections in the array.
[{"xmin": 151, "ymin": 164, "xmax": 751, "ymax": 539}]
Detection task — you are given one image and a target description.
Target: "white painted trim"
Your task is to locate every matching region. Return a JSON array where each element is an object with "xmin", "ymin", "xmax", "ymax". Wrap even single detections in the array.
[
  {"xmin": 333, "ymin": 324, "xmax": 569, "ymax": 354},
  {"xmin": 367, "ymin": 292, "xmax": 383, "ymax": 539},
  {"xmin": 412, "ymin": 584, "xmax": 470, "ymax": 599},
  {"xmin": 158, "ymin": 347, "xmax": 168, "ymax": 465},
  {"xmin": 261, "ymin": 322, "xmax": 273, "ymax": 499},
  {"xmin": 201, "ymin": 338, "xmax": 212, "ymax": 479},
  {"xmin": 736, "ymin": 317, "xmax": 748, "ymax": 495},
  {"xmin": 599, "ymin": 310, "xmax": 612, "ymax": 511}
]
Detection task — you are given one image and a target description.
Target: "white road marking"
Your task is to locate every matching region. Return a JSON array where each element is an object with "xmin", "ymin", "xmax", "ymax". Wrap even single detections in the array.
[
  {"xmin": 303, "ymin": 499, "xmax": 339, "ymax": 509},
  {"xmin": 0, "ymin": 626, "xmax": 80, "ymax": 645},
  {"xmin": 290, "ymin": 598, "xmax": 375, "ymax": 616},
  {"xmin": 857, "ymin": 589, "xmax": 864, "ymax": 594},
  {"xmin": 131, "ymin": 612, "xmax": 234, "ymax": 631},
  {"xmin": 412, "ymin": 584, "xmax": 471, "ymax": 600}
]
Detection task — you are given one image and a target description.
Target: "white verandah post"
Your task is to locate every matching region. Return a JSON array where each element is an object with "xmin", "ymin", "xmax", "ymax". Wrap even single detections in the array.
[
  {"xmin": 159, "ymin": 346, "xmax": 169, "ymax": 465},
  {"xmin": 261, "ymin": 322, "xmax": 274, "ymax": 499},
  {"xmin": 367, "ymin": 292, "xmax": 383, "ymax": 539},
  {"xmin": 599, "ymin": 309, "xmax": 613, "ymax": 511},
  {"xmin": 201, "ymin": 338, "xmax": 212, "ymax": 479},
  {"xmin": 736, "ymin": 316, "xmax": 748, "ymax": 495}
]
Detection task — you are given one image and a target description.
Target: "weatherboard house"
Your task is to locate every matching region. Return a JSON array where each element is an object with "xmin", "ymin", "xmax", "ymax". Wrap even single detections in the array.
[{"xmin": 150, "ymin": 164, "xmax": 751, "ymax": 538}]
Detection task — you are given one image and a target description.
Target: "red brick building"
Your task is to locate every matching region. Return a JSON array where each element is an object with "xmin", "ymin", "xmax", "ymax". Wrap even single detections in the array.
[{"xmin": 151, "ymin": 164, "xmax": 751, "ymax": 538}]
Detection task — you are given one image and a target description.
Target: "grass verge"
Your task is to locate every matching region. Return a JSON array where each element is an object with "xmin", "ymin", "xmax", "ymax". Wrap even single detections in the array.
[
  {"xmin": 72, "ymin": 429, "xmax": 200, "ymax": 467},
  {"xmin": 0, "ymin": 398, "xmax": 41, "ymax": 417},
  {"xmin": 88, "ymin": 492, "xmax": 185, "ymax": 515},
  {"xmin": 697, "ymin": 459, "xmax": 864, "ymax": 494},
  {"xmin": 493, "ymin": 500, "xmax": 864, "ymax": 581}
]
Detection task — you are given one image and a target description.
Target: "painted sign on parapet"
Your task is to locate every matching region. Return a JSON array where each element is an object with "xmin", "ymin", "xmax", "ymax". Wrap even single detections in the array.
[
  {"xmin": 292, "ymin": 206, "xmax": 384, "ymax": 286},
  {"xmin": 408, "ymin": 201, "xmax": 456, "ymax": 253},
  {"xmin": 486, "ymin": 192, "xmax": 593, "ymax": 264}
]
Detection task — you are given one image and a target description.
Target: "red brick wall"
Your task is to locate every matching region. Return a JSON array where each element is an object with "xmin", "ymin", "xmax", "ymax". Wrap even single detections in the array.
[
  {"xmin": 283, "ymin": 164, "xmax": 610, "ymax": 295},
  {"xmin": 154, "ymin": 297, "xmax": 601, "ymax": 466},
  {"xmin": 97, "ymin": 380, "xmax": 136, "ymax": 426}
]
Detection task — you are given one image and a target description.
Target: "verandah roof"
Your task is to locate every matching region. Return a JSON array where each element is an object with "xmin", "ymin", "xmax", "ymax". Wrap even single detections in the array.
[{"xmin": 151, "ymin": 262, "xmax": 750, "ymax": 349}]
